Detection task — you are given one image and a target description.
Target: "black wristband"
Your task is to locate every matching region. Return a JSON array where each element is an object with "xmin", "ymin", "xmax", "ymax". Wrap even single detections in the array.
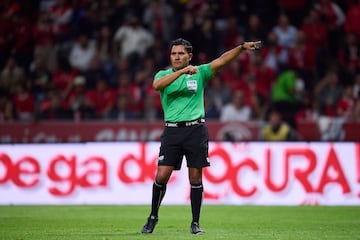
[{"xmin": 240, "ymin": 43, "xmax": 246, "ymax": 50}]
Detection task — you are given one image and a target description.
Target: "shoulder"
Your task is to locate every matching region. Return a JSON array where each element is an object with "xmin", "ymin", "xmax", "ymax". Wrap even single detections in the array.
[
  {"xmin": 197, "ymin": 63, "xmax": 213, "ymax": 80},
  {"xmin": 154, "ymin": 68, "xmax": 172, "ymax": 79},
  {"xmin": 197, "ymin": 63, "xmax": 211, "ymax": 72}
]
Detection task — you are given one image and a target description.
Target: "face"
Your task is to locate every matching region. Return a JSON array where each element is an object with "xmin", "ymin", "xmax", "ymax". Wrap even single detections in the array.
[
  {"xmin": 270, "ymin": 112, "xmax": 281, "ymax": 126},
  {"xmin": 232, "ymin": 90, "xmax": 244, "ymax": 107},
  {"xmin": 170, "ymin": 45, "xmax": 192, "ymax": 71}
]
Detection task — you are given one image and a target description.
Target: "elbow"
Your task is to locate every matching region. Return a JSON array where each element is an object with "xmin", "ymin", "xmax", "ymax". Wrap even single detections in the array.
[{"xmin": 152, "ymin": 81, "xmax": 162, "ymax": 91}]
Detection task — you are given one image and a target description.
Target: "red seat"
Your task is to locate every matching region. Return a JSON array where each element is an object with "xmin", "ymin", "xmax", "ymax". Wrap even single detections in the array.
[
  {"xmin": 343, "ymin": 122, "xmax": 360, "ymax": 141},
  {"xmin": 296, "ymin": 121, "xmax": 321, "ymax": 141}
]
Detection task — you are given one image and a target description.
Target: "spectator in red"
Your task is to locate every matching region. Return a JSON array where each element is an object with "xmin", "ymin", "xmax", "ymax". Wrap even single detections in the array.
[
  {"xmin": 314, "ymin": 0, "xmax": 345, "ymax": 57},
  {"xmin": 38, "ymin": 89, "xmax": 72, "ymax": 120},
  {"xmin": 224, "ymin": 33, "xmax": 252, "ymax": 71},
  {"xmin": 52, "ymin": 57, "xmax": 78, "ymax": 98},
  {"xmin": 48, "ymin": 0, "xmax": 74, "ymax": 42},
  {"xmin": 87, "ymin": 78, "xmax": 116, "ymax": 119},
  {"xmin": 338, "ymin": 32, "xmax": 360, "ymax": 76},
  {"xmin": 116, "ymin": 72, "xmax": 143, "ymax": 116},
  {"xmin": 314, "ymin": 0, "xmax": 345, "ymax": 30},
  {"xmin": 344, "ymin": 0, "xmax": 360, "ymax": 39},
  {"xmin": 220, "ymin": 60, "xmax": 246, "ymax": 92},
  {"xmin": 12, "ymin": 82, "xmax": 35, "ymax": 121},
  {"xmin": 287, "ymin": 31, "xmax": 316, "ymax": 83},
  {"xmin": 11, "ymin": 4, "xmax": 35, "ymax": 68},
  {"xmin": 244, "ymin": 52, "xmax": 276, "ymax": 101},
  {"xmin": 336, "ymin": 85, "xmax": 355, "ymax": 118},
  {"xmin": 301, "ymin": 8, "xmax": 329, "ymax": 53}
]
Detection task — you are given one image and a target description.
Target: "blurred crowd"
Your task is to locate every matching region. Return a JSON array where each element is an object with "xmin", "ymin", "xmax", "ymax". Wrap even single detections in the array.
[{"xmin": 0, "ymin": 0, "xmax": 360, "ymax": 135}]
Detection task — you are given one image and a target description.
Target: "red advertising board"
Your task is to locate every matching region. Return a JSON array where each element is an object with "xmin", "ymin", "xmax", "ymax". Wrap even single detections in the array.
[
  {"xmin": 1, "ymin": 142, "xmax": 359, "ymax": 205},
  {"xmin": 0, "ymin": 121, "xmax": 261, "ymax": 143},
  {"xmin": 1, "ymin": 120, "xmax": 359, "ymax": 143}
]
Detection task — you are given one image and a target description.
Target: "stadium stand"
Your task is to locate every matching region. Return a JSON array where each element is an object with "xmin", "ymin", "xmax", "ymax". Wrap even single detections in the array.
[{"xmin": 0, "ymin": 0, "xmax": 360, "ymax": 142}]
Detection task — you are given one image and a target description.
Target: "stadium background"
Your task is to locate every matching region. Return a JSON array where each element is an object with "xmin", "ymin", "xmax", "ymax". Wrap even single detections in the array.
[{"xmin": 1, "ymin": 0, "xmax": 360, "ymax": 207}]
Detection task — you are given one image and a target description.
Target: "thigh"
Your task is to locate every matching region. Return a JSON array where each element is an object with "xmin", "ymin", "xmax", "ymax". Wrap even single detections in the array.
[
  {"xmin": 184, "ymin": 124, "xmax": 210, "ymax": 169},
  {"xmin": 158, "ymin": 128, "xmax": 184, "ymax": 170}
]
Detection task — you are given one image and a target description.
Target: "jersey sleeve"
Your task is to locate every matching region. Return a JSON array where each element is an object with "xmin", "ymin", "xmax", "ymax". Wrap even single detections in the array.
[
  {"xmin": 197, "ymin": 63, "xmax": 213, "ymax": 83},
  {"xmin": 154, "ymin": 70, "xmax": 168, "ymax": 81}
]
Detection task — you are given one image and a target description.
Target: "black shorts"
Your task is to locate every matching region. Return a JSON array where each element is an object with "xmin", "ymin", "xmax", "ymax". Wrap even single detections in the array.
[{"xmin": 158, "ymin": 122, "xmax": 210, "ymax": 170}]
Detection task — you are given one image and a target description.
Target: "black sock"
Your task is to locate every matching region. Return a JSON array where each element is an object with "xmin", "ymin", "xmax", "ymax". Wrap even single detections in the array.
[
  {"xmin": 190, "ymin": 183, "xmax": 203, "ymax": 223},
  {"xmin": 150, "ymin": 180, "xmax": 166, "ymax": 217}
]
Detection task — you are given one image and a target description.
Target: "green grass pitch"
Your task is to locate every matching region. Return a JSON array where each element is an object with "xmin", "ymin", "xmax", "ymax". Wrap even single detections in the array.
[{"xmin": 0, "ymin": 205, "xmax": 359, "ymax": 240}]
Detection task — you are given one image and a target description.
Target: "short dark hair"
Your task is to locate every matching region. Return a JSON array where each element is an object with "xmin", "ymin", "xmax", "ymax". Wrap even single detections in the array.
[{"xmin": 170, "ymin": 38, "xmax": 193, "ymax": 53}]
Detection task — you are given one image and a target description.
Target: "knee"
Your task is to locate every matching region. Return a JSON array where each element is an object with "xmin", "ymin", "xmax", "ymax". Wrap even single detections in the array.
[
  {"xmin": 155, "ymin": 174, "xmax": 168, "ymax": 185},
  {"xmin": 155, "ymin": 168, "xmax": 172, "ymax": 184},
  {"xmin": 189, "ymin": 170, "xmax": 202, "ymax": 185}
]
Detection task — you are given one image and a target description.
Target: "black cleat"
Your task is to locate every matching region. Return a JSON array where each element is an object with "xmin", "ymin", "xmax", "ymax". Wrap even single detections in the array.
[
  {"xmin": 190, "ymin": 222, "xmax": 205, "ymax": 235},
  {"xmin": 141, "ymin": 216, "xmax": 158, "ymax": 233}
]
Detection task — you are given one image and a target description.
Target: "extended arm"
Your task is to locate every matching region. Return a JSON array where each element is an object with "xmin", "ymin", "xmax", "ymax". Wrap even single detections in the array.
[{"xmin": 210, "ymin": 41, "xmax": 261, "ymax": 75}]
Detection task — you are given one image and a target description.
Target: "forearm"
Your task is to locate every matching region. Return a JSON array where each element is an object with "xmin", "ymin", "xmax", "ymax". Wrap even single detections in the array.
[
  {"xmin": 153, "ymin": 65, "xmax": 198, "ymax": 90},
  {"xmin": 153, "ymin": 70, "xmax": 184, "ymax": 90},
  {"xmin": 210, "ymin": 41, "xmax": 260, "ymax": 74},
  {"xmin": 217, "ymin": 45, "xmax": 244, "ymax": 67}
]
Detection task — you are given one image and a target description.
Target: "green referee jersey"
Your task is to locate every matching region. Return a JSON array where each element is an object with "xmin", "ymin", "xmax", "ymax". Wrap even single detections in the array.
[{"xmin": 154, "ymin": 63, "xmax": 213, "ymax": 122}]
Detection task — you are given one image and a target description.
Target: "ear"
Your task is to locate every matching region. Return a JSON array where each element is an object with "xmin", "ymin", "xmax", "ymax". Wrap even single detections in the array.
[{"xmin": 188, "ymin": 53, "xmax": 193, "ymax": 61}]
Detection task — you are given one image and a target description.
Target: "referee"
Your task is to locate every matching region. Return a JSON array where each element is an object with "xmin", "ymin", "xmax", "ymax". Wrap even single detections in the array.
[{"xmin": 141, "ymin": 38, "xmax": 261, "ymax": 234}]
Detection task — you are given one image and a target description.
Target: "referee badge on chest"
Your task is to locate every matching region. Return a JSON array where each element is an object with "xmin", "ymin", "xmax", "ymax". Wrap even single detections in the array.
[{"xmin": 186, "ymin": 80, "xmax": 197, "ymax": 92}]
